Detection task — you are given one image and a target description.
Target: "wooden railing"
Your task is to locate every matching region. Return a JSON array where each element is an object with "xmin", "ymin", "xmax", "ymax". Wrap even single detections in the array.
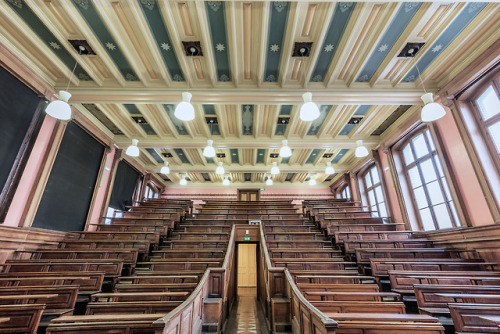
[
  {"xmin": 258, "ymin": 227, "xmax": 337, "ymax": 333},
  {"xmin": 153, "ymin": 226, "xmax": 236, "ymax": 333}
]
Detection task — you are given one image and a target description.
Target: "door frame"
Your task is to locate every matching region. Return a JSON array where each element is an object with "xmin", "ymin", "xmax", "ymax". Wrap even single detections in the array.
[{"xmin": 237, "ymin": 188, "xmax": 260, "ymax": 201}]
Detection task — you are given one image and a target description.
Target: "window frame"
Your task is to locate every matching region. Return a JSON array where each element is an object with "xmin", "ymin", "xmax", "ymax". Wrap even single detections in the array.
[{"xmin": 358, "ymin": 163, "xmax": 388, "ymax": 218}]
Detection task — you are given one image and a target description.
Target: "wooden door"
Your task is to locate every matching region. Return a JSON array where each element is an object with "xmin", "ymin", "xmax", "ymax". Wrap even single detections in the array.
[
  {"xmin": 238, "ymin": 189, "xmax": 259, "ymax": 201},
  {"xmin": 237, "ymin": 244, "xmax": 257, "ymax": 287}
]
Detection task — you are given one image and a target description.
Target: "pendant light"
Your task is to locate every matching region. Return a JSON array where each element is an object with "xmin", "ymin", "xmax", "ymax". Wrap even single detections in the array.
[
  {"xmin": 203, "ymin": 139, "xmax": 216, "ymax": 158},
  {"xmin": 125, "ymin": 139, "xmax": 140, "ymax": 157},
  {"xmin": 325, "ymin": 162, "xmax": 335, "ymax": 175},
  {"xmin": 222, "ymin": 176, "xmax": 230, "ymax": 186},
  {"xmin": 355, "ymin": 140, "xmax": 369, "ymax": 158},
  {"xmin": 416, "ymin": 65, "xmax": 446, "ymax": 122},
  {"xmin": 179, "ymin": 175, "xmax": 187, "ymax": 185},
  {"xmin": 280, "ymin": 140, "xmax": 292, "ymax": 158},
  {"xmin": 160, "ymin": 161, "xmax": 170, "ymax": 174},
  {"xmin": 421, "ymin": 93, "xmax": 446, "ymax": 122},
  {"xmin": 45, "ymin": 46, "xmax": 85, "ymax": 120},
  {"xmin": 266, "ymin": 177, "xmax": 273, "ymax": 186},
  {"xmin": 174, "ymin": 92, "xmax": 195, "ymax": 121},
  {"xmin": 270, "ymin": 161, "xmax": 280, "ymax": 175},
  {"xmin": 216, "ymin": 162, "xmax": 225, "ymax": 175},
  {"xmin": 309, "ymin": 178, "xmax": 317, "ymax": 186},
  {"xmin": 299, "ymin": 92, "xmax": 320, "ymax": 121}
]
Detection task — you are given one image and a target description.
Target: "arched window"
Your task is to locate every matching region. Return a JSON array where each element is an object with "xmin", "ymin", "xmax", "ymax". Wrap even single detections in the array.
[
  {"xmin": 399, "ymin": 128, "xmax": 460, "ymax": 230},
  {"xmin": 359, "ymin": 164, "xmax": 388, "ymax": 217}
]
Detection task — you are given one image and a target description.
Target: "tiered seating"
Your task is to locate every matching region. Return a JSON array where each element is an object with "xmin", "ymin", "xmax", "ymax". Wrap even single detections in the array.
[
  {"xmin": 0, "ymin": 199, "xmax": 192, "ymax": 333},
  {"xmin": 263, "ymin": 199, "xmax": 444, "ymax": 333},
  {"xmin": 304, "ymin": 199, "xmax": 500, "ymax": 333}
]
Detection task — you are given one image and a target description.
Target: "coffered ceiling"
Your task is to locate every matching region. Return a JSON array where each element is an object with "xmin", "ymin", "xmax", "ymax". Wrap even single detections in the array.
[{"xmin": 1, "ymin": 0, "xmax": 499, "ymax": 187}]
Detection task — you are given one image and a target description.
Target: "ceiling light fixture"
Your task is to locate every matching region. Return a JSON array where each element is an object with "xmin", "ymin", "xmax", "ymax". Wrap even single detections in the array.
[
  {"xmin": 179, "ymin": 175, "xmax": 187, "ymax": 185},
  {"xmin": 355, "ymin": 140, "xmax": 369, "ymax": 158},
  {"xmin": 222, "ymin": 176, "xmax": 230, "ymax": 186},
  {"xmin": 309, "ymin": 178, "xmax": 317, "ymax": 186},
  {"xmin": 280, "ymin": 140, "xmax": 292, "ymax": 158},
  {"xmin": 174, "ymin": 92, "xmax": 195, "ymax": 121},
  {"xmin": 160, "ymin": 161, "xmax": 170, "ymax": 174},
  {"xmin": 325, "ymin": 162, "xmax": 335, "ymax": 175},
  {"xmin": 216, "ymin": 162, "xmax": 225, "ymax": 175},
  {"xmin": 416, "ymin": 65, "xmax": 446, "ymax": 122},
  {"xmin": 125, "ymin": 139, "xmax": 140, "ymax": 157},
  {"xmin": 46, "ymin": 46, "xmax": 86, "ymax": 120},
  {"xmin": 203, "ymin": 139, "xmax": 216, "ymax": 158},
  {"xmin": 270, "ymin": 161, "xmax": 280, "ymax": 175},
  {"xmin": 300, "ymin": 92, "xmax": 320, "ymax": 121},
  {"xmin": 266, "ymin": 177, "xmax": 273, "ymax": 186}
]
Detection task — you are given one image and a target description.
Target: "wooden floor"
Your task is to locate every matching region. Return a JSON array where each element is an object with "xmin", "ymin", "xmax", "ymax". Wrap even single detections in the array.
[{"xmin": 226, "ymin": 287, "xmax": 268, "ymax": 334}]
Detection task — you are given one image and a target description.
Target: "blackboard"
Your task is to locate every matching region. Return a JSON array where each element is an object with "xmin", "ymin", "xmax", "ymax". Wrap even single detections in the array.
[
  {"xmin": 108, "ymin": 161, "xmax": 141, "ymax": 211},
  {"xmin": 0, "ymin": 67, "xmax": 42, "ymax": 195},
  {"xmin": 32, "ymin": 122, "xmax": 104, "ymax": 231}
]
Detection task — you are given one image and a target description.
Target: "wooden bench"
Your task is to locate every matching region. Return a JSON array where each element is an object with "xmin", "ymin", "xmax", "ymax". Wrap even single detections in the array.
[
  {"xmin": 272, "ymin": 260, "xmax": 356, "ymax": 271},
  {"xmin": 117, "ymin": 275, "xmax": 200, "ymax": 285},
  {"xmin": 449, "ymin": 303, "xmax": 500, "ymax": 333},
  {"xmin": 85, "ymin": 301, "xmax": 181, "ymax": 315},
  {"xmin": 173, "ymin": 232, "xmax": 229, "ymax": 241},
  {"xmin": 162, "ymin": 240, "xmax": 228, "ymax": 249},
  {"xmin": 269, "ymin": 249, "xmax": 342, "ymax": 259},
  {"xmin": 114, "ymin": 283, "xmax": 197, "ymax": 293},
  {"xmin": 344, "ymin": 239, "xmax": 433, "ymax": 253},
  {"xmin": 136, "ymin": 261, "xmax": 222, "ymax": 271},
  {"xmin": 265, "ymin": 232, "xmax": 324, "ymax": 241},
  {"xmin": 389, "ymin": 271, "xmax": 500, "ymax": 291},
  {"xmin": 150, "ymin": 249, "xmax": 224, "ymax": 259},
  {"xmin": 304, "ymin": 291, "xmax": 401, "ymax": 302},
  {"xmin": 15, "ymin": 249, "xmax": 140, "ymax": 264},
  {"xmin": 327, "ymin": 223, "xmax": 404, "ymax": 234},
  {"xmin": 59, "ymin": 240, "xmax": 152, "ymax": 252},
  {"xmin": 95, "ymin": 224, "xmax": 168, "ymax": 234},
  {"xmin": 354, "ymin": 248, "xmax": 461, "ymax": 264},
  {"xmin": 46, "ymin": 314, "xmax": 162, "ymax": 333},
  {"xmin": 294, "ymin": 275, "xmax": 375, "ymax": 284},
  {"xmin": 310, "ymin": 301, "xmax": 406, "ymax": 314},
  {"xmin": 334, "ymin": 231, "xmax": 415, "ymax": 243},
  {"xmin": 370, "ymin": 259, "xmax": 495, "ymax": 277},
  {"xmin": 90, "ymin": 291, "xmax": 189, "ymax": 302},
  {"xmin": 297, "ymin": 283, "xmax": 380, "ymax": 293},
  {"xmin": 0, "ymin": 304, "xmax": 45, "ymax": 334}
]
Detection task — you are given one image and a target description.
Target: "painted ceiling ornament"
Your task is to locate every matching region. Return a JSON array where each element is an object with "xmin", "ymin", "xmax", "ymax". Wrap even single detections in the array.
[
  {"xmin": 311, "ymin": 74, "xmax": 323, "ymax": 82},
  {"xmin": 219, "ymin": 74, "xmax": 230, "ymax": 82},
  {"xmin": 404, "ymin": 2, "xmax": 419, "ymax": 13},
  {"xmin": 265, "ymin": 74, "xmax": 276, "ymax": 82},
  {"xmin": 73, "ymin": 0, "xmax": 89, "ymax": 10},
  {"xmin": 270, "ymin": 44, "xmax": 280, "ymax": 52},
  {"xmin": 432, "ymin": 44, "xmax": 443, "ymax": 53},
  {"xmin": 49, "ymin": 42, "xmax": 61, "ymax": 50},
  {"xmin": 140, "ymin": 0, "xmax": 155, "ymax": 10},
  {"xmin": 125, "ymin": 73, "xmax": 137, "ymax": 81},
  {"xmin": 403, "ymin": 74, "xmax": 416, "ymax": 82},
  {"xmin": 273, "ymin": 2, "xmax": 288, "ymax": 13},
  {"xmin": 358, "ymin": 74, "xmax": 369, "ymax": 82},
  {"xmin": 78, "ymin": 72, "xmax": 91, "ymax": 81},
  {"xmin": 242, "ymin": 105, "xmax": 253, "ymax": 134},
  {"xmin": 105, "ymin": 42, "xmax": 116, "ymax": 50},
  {"xmin": 172, "ymin": 74, "xmax": 184, "ymax": 81},
  {"xmin": 207, "ymin": 1, "xmax": 222, "ymax": 12},
  {"xmin": 7, "ymin": 0, "xmax": 23, "ymax": 9},
  {"xmin": 378, "ymin": 44, "xmax": 388, "ymax": 52},
  {"xmin": 338, "ymin": 2, "xmax": 354, "ymax": 13},
  {"xmin": 161, "ymin": 43, "xmax": 171, "ymax": 51},
  {"xmin": 216, "ymin": 43, "xmax": 226, "ymax": 52},
  {"xmin": 468, "ymin": 2, "xmax": 484, "ymax": 13},
  {"xmin": 324, "ymin": 44, "xmax": 334, "ymax": 52}
]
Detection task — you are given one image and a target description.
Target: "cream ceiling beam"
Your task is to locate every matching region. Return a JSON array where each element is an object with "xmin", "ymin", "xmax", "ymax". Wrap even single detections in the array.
[
  {"xmin": 145, "ymin": 163, "xmax": 350, "ymax": 174},
  {"xmin": 113, "ymin": 137, "xmax": 379, "ymax": 149},
  {"xmin": 67, "ymin": 87, "xmax": 427, "ymax": 105}
]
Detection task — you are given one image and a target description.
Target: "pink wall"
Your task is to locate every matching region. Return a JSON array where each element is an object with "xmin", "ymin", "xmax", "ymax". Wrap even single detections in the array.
[
  {"xmin": 434, "ymin": 106, "xmax": 494, "ymax": 226},
  {"xmin": 87, "ymin": 147, "xmax": 116, "ymax": 231},
  {"xmin": 3, "ymin": 116, "xmax": 58, "ymax": 227}
]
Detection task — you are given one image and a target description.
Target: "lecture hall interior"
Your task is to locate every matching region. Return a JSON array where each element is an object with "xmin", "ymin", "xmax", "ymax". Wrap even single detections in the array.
[{"xmin": 0, "ymin": 0, "xmax": 500, "ymax": 333}]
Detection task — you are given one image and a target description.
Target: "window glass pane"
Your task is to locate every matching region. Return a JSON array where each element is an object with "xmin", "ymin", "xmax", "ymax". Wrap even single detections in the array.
[
  {"xmin": 365, "ymin": 172, "xmax": 372, "ymax": 188},
  {"xmin": 420, "ymin": 159, "xmax": 438, "ymax": 183},
  {"xmin": 379, "ymin": 203, "xmax": 388, "ymax": 217},
  {"xmin": 477, "ymin": 86, "xmax": 500, "ymax": 121},
  {"xmin": 371, "ymin": 167, "xmax": 380, "ymax": 184},
  {"xmin": 414, "ymin": 186, "xmax": 428, "ymax": 209},
  {"xmin": 368, "ymin": 190, "xmax": 376, "ymax": 206},
  {"xmin": 441, "ymin": 178, "xmax": 453, "ymax": 201},
  {"xmin": 375, "ymin": 186, "xmax": 384, "ymax": 204},
  {"xmin": 425, "ymin": 130, "xmax": 436, "ymax": 152},
  {"xmin": 345, "ymin": 186, "xmax": 350, "ymax": 198},
  {"xmin": 449, "ymin": 202, "xmax": 460, "ymax": 226},
  {"xmin": 487, "ymin": 122, "xmax": 500, "ymax": 154},
  {"xmin": 403, "ymin": 144, "xmax": 414, "ymax": 165},
  {"xmin": 371, "ymin": 206, "xmax": 379, "ymax": 217},
  {"xmin": 419, "ymin": 208, "xmax": 435, "ymax": 231},
  {"xmin": 427, "ymin": 180, "xmax": 445, "ymax": 205},
  {"xmin": 413, "ymin": 134, "xmax": 429, "ymax": 158},
  {"xmin": 433, "ymin": 203, "xmax": 453, "ymax": 229},
  {"xmin": 408, "ymin": 167, "xmax": 422, "ymax": 188},
  {"xmin": 433, "ymin": 156, "xmax": 445, "ymax": 177}
]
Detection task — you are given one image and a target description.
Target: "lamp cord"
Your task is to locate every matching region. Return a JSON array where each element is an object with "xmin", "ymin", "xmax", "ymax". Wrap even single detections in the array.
[
  {"xmin": 65, "ymin": 47, "xmax": 83, "ymax": 92},
  {"xmin": 415, "ymin": 63, "xmax": 427, "ymax": 94}
]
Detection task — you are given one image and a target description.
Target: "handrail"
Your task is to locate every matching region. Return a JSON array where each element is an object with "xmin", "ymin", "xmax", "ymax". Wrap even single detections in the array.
[
  {"xmin": 153, "ymin": 226, "xmax": 236, "ymax": 333},
  {"xmin": 258, "ymin": 226, "xmax": 337, "ymax": 331}
]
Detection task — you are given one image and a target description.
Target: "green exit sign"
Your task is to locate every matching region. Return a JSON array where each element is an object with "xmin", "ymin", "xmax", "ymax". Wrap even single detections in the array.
[{"xmin": 244, "ymin": 237, "xmax": 251, "ymax": 241}]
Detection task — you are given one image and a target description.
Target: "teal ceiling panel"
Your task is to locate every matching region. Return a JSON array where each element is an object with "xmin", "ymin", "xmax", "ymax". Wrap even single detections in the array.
[
  {"xmin": 332, "ymin": 149, "xmax": 349, "ymax": 163},
  {"xmin": 279, "ymin": 105, "xmax": 293, "ymax": 115},
  {"xmin": 305, "ymin": 149, "xmax": 322, "ymax": 164},
  {"xmin": 264, "ymin": 2, "xmax": 290, "ymax": 82},
  {"xmin": 205, "ymin": 155, "xmax": 215, "ymax": 164},
  {"xmin": 339, "ymin": 105, "xmax": 371, "ymax": 135},
  {"xmin": 203, "ymin": 105, "xmax": 220, "ymax": 135},
  {"xmin": 285, "ymin": 173, "xmax": 294, "ymax": 181},
  {"xmin": 230, "ymin": 149, "xmax": 239, "ymax": 164},
  {"xmin": 162, "ymin": 104, "xmax": 189, "ymax": 135},
  {"xmin": 242, "ymin": 105, "xmax": 254, "ymax": 135},
  {"xmin": 140, "ymin": 124, "xmax": 156, "ymax": 136},
  {"xmin": 256, "ymin": 149, "xmax": 267, "ymax": 164},
  {"xmin": 310, "ymin": 2, "xmax": 355, "ymax": 82},
  {"xmin": 339, "ymin": 124, "xmax": 356, "ymax": 136},
  {"xmin": 174, "ymin": 148, "xmax": 190, "ymax": 163},
  {"xmin": 5, "ymin": 0, "xmax": 91, "ymax": 81},
  {"xmin": 205, "ymin": 1, "xmax": 231, "ymax": 82},
  {"xmin": 124, "ymin": 104, "xmax": 141, "ymax": 114},
  {"xmin": 275, "ymin": 105, "xmax": 293, "ymax": 135},
  {"xmin": 371, "ymin": 105, "xmax": 411, "ymax": 136},
  {"xmin": 138, "ymin": 0, "xmax": 184, "ymax": 81},
  {"xmin": 402, "ymin": 2, "xmax": 487, "ymax": 82},
  {"xmin": 354, "ymin": 105, "xmax": 372, "ymax": 116},
  {"xmin": 203, "ymin": 105, "xmax": 217, "ymax": 115},
  {"xmin": 356, "ymin": 3, "xmax": 421, "ymax": 82},
  {"xmin": 146, "ymin": 148, "xmax": 163, "ymax": 163},
  {"xmin": 71, "ymin": 0, "xmax": 138, "ymax": 81},
  {"xmin": 83, "ymin": 104, "xmax": 123, "ymax": 135},
  {"xmin": 307, "ymin": 105, "xmax": 331, "ymax": 135}
]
